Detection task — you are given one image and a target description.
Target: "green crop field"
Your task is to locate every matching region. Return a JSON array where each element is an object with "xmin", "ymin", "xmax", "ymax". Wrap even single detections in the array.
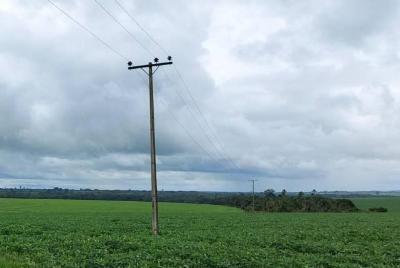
[
  {"xmin": 351, "ymin": 197, "xmax": 400, "ymax": 212},
  {"xmin": 0, "ymin": 198, "xmax": 399, "ymax": 267}
]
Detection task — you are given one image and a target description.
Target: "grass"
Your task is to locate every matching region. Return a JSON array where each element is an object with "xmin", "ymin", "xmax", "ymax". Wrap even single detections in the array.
[{"xmin": 0, "ymin": 198, "xmax": 399, "ymax": 267}]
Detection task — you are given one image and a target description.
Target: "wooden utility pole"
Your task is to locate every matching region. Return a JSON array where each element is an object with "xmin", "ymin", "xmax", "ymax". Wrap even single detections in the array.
[
  {"xmin": 128, "ymin": 57, "xmax": 173, "ymax": 235},
  {"xmin": 249, "ymin": 179, "xmax": 256, "ymax": 212}
]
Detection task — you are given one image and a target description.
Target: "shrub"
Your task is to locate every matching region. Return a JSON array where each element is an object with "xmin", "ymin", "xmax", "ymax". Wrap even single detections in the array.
[{"xmin": 368, "ymin": 207, "xmax": 388, "ymax": 212}]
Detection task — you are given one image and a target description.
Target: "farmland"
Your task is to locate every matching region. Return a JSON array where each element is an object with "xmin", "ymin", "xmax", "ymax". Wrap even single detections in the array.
[
  {"xmin": 0, "ymin": 198, "xmax": 399, "ymax": 267},
  {"xmin": 352, "ymin": 197, "xmax": 400, "ymax": 212}
]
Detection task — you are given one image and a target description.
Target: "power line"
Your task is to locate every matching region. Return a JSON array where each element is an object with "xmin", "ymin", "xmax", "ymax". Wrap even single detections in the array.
[
  {"xmin": 134, "ymin": 74, "xmax": 223, "ymax": 167},
  {"xmin": 136, "ymin": 70, "xmax": 231, "ymax": 170},
  {"xmin": 48, "ymin": 0, "xmax": 224, "ymax": 170},
  {"xmin": 49, "ymin": 0, "xmax": 240, "ymax": 173},
  {"xmin": 126, "ymin": 71, "xmax": 223, "ymax": 171},
  {"xmin": 113, "ymin": 1, "xmax": 241, "ymax": 171},
  {"xmin": 160, "ymin": 72, "xmax": 225, "ymax": 159},
  {"xmin": 113, "ymin": 2, "xmax": 228, "ymax": 152},
  {"xmin": 159, "ymin": 99, "xmax": 225, "ymax": 167},
  {"xmin": 47, "ymin": 0, "xmax": 136, "ymax": 161},
  {"xmin": 93, "ymin": 0, "xmax": 154, "ymax": 57},
  {"xmin": 105, "ymin": 71, "xmax": 224, "ymax": 172},
  {"xmin": 96, "ymin": 0, "xmax": 231, "ymax": 165},
  {"xmin": 156, "ymin": 93, "xmax": 225, "ymax": 167},
  {"xmin": 114, "ymin": 0, "xmax": 169, "ymax": 56},
  {"xmin": 47, "ymin": 0, "xmax": 128, "ymax": 61},
  {"xmin": 170, "ymin": 68, "xmax": 241, "ymax": 170},
  {"xmin": 47, "ymin": 0, "xmax": 152, "ymax": 172}
]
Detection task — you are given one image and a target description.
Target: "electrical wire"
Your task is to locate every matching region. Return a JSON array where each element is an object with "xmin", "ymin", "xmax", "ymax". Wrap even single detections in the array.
[
  {"xmin": 47, "ymin": 0, "xmax": 129, "ymax": 61},
  {"xmin": 114, "ymin": 0, "xmax": 169, "ymax": 56},
  {"xmin": 93, "ymin": 0, "xmax": 154, "ymax": 58},
  {"xmin": 171, "ymin": 67, "xmax": 241, "ymax": 170},
  {"xmin": 95, "ymin": 0, "xmax": 230, "ymax": 164},
  {"xmin": 160, "ymin": 71, "xmax": 231, "ymax": 162},
  {"xmin": 112, "ymin": 1, "xmax": 241, "ymax": 170},
  {"xmin": 48, "ymin": 0, "xmax": 239, "ymax": 172},
  {"xmin": 134, "ymin": 74, "xmax": 225, "ymax": 168}
]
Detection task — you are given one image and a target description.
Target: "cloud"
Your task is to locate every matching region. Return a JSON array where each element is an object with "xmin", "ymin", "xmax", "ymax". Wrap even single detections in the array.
[
  {"xmin": 316, "ymin": 0, "xmax": 399, "ymax": 47},
  {"xmin": 0, "ymin": 0, "xmax": 400, "ymax": 191}
]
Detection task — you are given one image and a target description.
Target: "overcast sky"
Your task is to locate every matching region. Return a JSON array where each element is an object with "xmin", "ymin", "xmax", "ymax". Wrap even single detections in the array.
[{"xmin": 1, "ymin": 0, "xmax": 400, "ymax": 192}]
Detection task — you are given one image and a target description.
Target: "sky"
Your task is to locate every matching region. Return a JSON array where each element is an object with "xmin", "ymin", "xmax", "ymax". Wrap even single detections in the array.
[{"xmin": 1, "ymin": 0, "xmax": 400, "ymax": 192}]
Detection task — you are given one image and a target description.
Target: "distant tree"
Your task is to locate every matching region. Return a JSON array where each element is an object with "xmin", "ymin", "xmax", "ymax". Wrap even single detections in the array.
[
  {"xmin": 281, "ymin": 189, "xmax": 287, "ymax": 197},
  {"xmin": 298, "ymin": 191, "xmax": 304, "ymax": 197},
  {"xmin": 264, "ymin": 189, "xmax": 275, "ymax": 198},
  {"xmin": 311, "ymin": 189, "xmax": 317, "ymax": 196}
]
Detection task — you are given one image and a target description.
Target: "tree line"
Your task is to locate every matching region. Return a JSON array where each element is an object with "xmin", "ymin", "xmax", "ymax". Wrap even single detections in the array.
[
  {"xmin": 0, "ymin": 188, "xmax": 359, "ymax": 212},
  {"xmin": 231, "ymin": 189, "xmax": 358, "ymax": 212}
]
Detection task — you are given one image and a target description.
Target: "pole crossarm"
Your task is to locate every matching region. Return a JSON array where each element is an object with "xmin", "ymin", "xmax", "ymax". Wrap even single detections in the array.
[{"xmin": 128, "ymin": 61, "xmax": 173, "ymax": 70}]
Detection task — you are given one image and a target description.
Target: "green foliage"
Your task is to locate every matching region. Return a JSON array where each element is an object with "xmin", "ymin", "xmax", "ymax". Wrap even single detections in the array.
[
  {"xmin": 264, "ymin": 188, "xmax": 275, "ymax": 198},
  {"xmin": 0, "ymin": 255, "xmax": 24, "ymax": 268},
  {"xmin": 231, "ymin": 195, "xmax": 359, "ymax": 212},
  {"xmin": 0, "ymin": 198, "xmax": 399, "ymax": 267},
  {"xmin": 280, "ymin": 189, "xmax": 287, "ymax": 197}
]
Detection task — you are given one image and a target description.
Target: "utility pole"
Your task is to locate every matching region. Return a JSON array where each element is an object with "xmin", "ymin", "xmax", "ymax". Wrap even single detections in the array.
[
  {"xmin": 128, "ymin": 56, "xmax": 173, "ymax": 235},
  {"xmin": 249, "ymin": 179, "xmax": 257, "ymax": 212}
]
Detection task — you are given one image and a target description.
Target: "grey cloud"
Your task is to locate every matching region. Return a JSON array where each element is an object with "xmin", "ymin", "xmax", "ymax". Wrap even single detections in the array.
[
  {"xmin": 0, "ymin": 0, "xmax": 400, "ymax": 191},
  {"xmin": 316, "ymin": 0, "xmax": 399, "ymax": 46}
]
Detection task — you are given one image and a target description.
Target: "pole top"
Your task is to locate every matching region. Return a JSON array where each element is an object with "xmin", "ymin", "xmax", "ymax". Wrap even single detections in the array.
[{"xmin": 128, "ymin": 61, "xmax": 173, "ymax": 70}]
